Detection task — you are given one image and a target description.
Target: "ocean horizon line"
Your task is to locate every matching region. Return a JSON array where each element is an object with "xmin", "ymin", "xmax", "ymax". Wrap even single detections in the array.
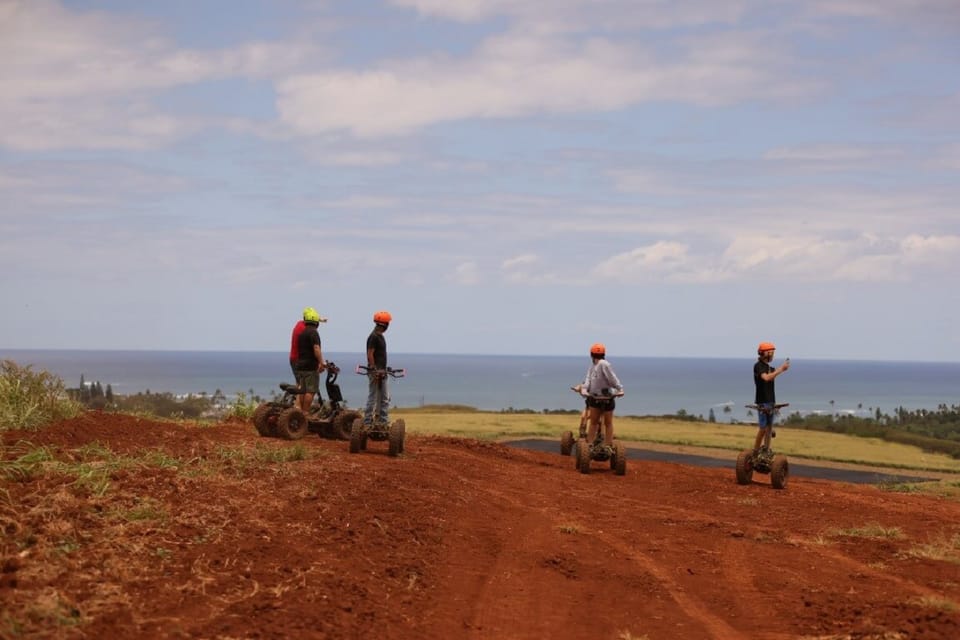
[
  {"xmin": 3, "ymin": 347, "xmax": 959, "ymax": 367},
  {"xmin": 2, "ymin": 349, "xmax": 957, "ymax": 419}
]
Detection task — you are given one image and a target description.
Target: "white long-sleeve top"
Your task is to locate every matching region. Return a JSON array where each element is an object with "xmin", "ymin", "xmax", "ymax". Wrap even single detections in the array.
[{"xmin": 582, "ymin": 359, "xmax": 623, "ymax": 396}]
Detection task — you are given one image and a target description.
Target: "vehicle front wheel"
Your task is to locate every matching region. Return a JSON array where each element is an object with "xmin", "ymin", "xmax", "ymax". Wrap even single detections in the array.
[
  {"xmin": 771, "ymin": 454, "xmax": 789, "ymax": 490},
  {"xmin": 577, "ymin": 439, "xmax": 591, "ymax": 475},
  {"xmin": 349, "ymin": 418, "xmax": 365, "ymax": 454},
  {"xmin": 332, "ymin": 409, "xmax": 361, "ymax": 441},
  {"xmin": 275, "ymin": 408, "xmax": 307, "ymax": 440}
]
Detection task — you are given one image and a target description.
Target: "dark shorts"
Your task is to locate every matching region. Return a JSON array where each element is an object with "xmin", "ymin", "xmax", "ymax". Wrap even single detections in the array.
[
  {"xmin": 586, "ymin": 397, "xmax": 615, "ymax": 412},
  {"xmin": 294, "ymin": 369, "xmax": 320, "ymax": 394}
]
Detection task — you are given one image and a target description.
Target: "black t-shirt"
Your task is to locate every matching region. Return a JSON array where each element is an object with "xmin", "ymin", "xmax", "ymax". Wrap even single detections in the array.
[
  {"xmin": 366, "ymin": 330, "xmax": 387, "ymax": 369},
  {"xmin": 295, "ymin": 325, "xmax": 321, "ymax": 370},
  {"xmin": 754, "ymin": 360, "xmax": 775, "ymax": 404}
]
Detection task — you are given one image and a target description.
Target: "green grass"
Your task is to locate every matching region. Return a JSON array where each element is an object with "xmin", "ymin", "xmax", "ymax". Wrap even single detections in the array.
[
  {"xmin": 394, "ymin": 409, "xmax": 960, "ymax": 473},
  {"xmin": 1, "ymin": 438, "xmax": 309, "ymax": 498},
  {"xmin": 1, "ymin": 443, "xmax": 56, "ymax": 482},
  {"xmin": 115, "ymin": 497, "xmax": 168, "ymax": 523}
]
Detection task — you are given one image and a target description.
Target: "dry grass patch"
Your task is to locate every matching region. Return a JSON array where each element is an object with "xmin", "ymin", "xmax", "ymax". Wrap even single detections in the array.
[
  {"xmin": 825, "ymin": 523, "xmax": 904, "ymax": 540},
  {"xmin": 900, "ymin": 532, "xmax": 960, "ymax": 564},
  {"xmin": 911, "ymin": 595, "xmax": 959, "ymax": 613}
]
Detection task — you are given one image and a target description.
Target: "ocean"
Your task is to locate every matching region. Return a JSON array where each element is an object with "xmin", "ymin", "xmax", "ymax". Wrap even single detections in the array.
[{"xmin": 2, "ymin": 350, "xmax": 958, "ymax": 423}]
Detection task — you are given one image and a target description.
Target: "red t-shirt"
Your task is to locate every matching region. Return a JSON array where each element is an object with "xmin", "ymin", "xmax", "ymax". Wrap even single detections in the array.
[{"xmin": 289, "ymin": 321, "xmax": 306, "ymax": 363}]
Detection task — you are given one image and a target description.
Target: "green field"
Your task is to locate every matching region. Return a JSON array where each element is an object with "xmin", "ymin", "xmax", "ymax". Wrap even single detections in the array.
[{"xmin": 394, "ymin": 408, "xmax": 960, "ymax": 474}]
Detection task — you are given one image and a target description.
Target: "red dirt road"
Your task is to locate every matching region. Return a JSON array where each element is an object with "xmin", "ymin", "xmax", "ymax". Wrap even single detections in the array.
[{"xmin": 3, "ymin": 413, "xmax": 960, "ymax": 639}]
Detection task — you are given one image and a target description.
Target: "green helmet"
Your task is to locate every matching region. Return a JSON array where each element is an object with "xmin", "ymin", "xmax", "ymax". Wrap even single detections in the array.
[{"xmin": 303, "ymin": 307, "xmax": 321, "ymax": 324}]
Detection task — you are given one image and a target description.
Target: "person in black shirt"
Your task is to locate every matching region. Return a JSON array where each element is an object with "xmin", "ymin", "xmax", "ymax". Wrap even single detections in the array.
[
  {"xmin": 753, "ymin": 341, "xmax": 790, "ymax": 453},
  {"xmin": 363, "ymin": 310, "xmax": 392, "ymax": 425}
]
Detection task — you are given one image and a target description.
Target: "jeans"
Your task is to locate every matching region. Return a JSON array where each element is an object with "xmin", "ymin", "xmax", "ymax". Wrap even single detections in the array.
[
  {"xmin": 757, "ymin": 403, "xmax": 775, "ymax": 428},
  {"xmin": 364, "ymin": 375, "xmax": 389, "ymax": 424}
]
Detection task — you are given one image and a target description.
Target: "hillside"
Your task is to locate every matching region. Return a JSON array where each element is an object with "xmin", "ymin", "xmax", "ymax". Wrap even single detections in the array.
[{"xmin": 2, "ymin": 413, "xmax": 959, "ymax": 639}]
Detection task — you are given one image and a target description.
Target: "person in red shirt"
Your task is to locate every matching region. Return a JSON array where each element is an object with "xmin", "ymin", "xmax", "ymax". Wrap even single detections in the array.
[{"xmin": 290, "ymin": 307, "xmax": 328, "ymax": 412}]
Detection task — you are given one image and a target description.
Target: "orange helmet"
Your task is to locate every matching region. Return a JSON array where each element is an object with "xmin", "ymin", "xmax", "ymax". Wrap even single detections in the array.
[
  {"xmin": 373, "ymin": 310, "xmax": 392, "ymax": 324},
  {"xmin": 590, "ymin": 343, "xmax": 606, "ymax": 357},
  {"xmin": 757, "ymin": 342, "xmax": 776, "ymax": 354}
]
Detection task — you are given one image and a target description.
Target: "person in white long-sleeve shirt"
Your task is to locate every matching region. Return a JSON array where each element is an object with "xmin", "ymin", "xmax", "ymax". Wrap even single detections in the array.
[{"xmin": 581, "ymin": 343, "xmax": 624, "ymax": 449}]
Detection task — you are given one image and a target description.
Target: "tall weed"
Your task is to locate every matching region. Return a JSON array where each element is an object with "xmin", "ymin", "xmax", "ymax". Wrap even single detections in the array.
[{"xmin": 0, "ymin": 360, "xmax": 81, "ymax": 430}]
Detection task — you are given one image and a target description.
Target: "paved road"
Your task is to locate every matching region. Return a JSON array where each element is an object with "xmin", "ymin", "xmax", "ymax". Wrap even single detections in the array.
[{"xmin": 506, "ymin": 438, "xmax": 937, "ymax": 485}]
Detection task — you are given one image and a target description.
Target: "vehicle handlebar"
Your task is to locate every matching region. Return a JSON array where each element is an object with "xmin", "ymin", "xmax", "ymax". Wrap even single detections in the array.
[
  {"xmin": 355, "ymin": 365, "xmax": 406, "ymax": 378},
  {"xmin": 571, "ymin": 385, "xmax": 623, "ymax": 399},
  {"xmin": 745, "ymin": 403, "xmax": 789, "ymax": 414}
]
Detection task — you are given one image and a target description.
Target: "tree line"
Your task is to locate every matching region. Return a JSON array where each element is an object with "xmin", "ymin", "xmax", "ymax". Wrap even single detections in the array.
[{"xmin": 67, "ymin": 374, "xmax": 270, "ymax": 419}]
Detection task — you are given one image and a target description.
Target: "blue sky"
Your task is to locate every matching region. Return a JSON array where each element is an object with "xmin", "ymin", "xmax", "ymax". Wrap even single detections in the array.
[{"xmin": 1, "ymin": 0, "xmax": 958, "ymax": 361}]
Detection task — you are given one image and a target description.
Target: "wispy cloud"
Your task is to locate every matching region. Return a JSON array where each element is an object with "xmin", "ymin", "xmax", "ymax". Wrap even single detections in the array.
[
  {"xmin": 0, "ymin": 0, "xmax": 322, "ymax": 150},
  {"xmin": 591, "ymin": 233, "xmax": 960, "ymax": 284}
]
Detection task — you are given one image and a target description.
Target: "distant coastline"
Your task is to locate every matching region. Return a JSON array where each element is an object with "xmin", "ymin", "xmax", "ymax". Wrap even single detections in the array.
[{"xmin": 2, "ymin": 349, "xmax": 958, "ymax": 421}]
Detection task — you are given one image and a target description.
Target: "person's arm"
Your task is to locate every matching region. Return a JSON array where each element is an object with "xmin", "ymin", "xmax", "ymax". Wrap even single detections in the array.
[
  {"xmin": 366, "ymin": 347, "xmax": 376, "ymax": 368},
  {"xmin": 605, "ymin": 363, "xmax": 624, "ymax": 395},
  {"xmin": 314, "ymin": 344, "xmax": 325, "ymax": 371},
  {"xmin": 760, "ymin": 360, "xmax": 790, "ymax": 382}
]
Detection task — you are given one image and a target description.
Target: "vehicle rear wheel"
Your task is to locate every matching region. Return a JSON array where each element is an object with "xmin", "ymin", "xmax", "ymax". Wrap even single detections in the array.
[
  {"xmin": 275, "ymin": 407, "xmax": 307, "ymax": 440},
  {"xmin": 252, "ymin": 403, "xmax": 273, "ymax": 437},
  {"xmin": 735, "ymin": 449, "xmax": 754, "ymax": 485},
  {"xmin": 560, "ymin": 431, "xmax": 574, "ymax": 456},
  {"xmin": 332, "ymin": 409, "xmax": 361, "ymax": 441},
  {"xmin": 771, "ymin": 454, "xmax": 789, "ymax": 489},
  {"xmin": 613, "ymin": 440, "xmax": 627, "ymax": 476}
]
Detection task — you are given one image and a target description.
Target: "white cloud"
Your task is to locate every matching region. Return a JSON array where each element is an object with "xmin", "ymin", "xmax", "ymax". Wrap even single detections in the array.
[
  {"xmin": 900, "ymin": 234, "xmax": 960, "ymax": 265},
  {"xmin": 313, "ymin": 151, "xmax": 406, "ymax": 167},
  {"xmin": 275, "ymin": 28, "xmax": 802, "ymax": 138},
  {"xmin": 451, "ymin": 261, "xmax": 481, "ymax": 285},
  {"xmin": 501, "ymin": 254, "xmax": 539, "ymax": 270},
  {"xmin": 388, "ymin": 0, "xmax": 751, "ymax": 31},
  {"xmin": 590, "ymin": 233, "xmax": 960, "ymax": 284},
  {"xmin": 809, "ymin": 0, "xmax": 960, "ymax": 25},
  {"xmin": 763, "ymin": 144, "xmax": 902, "ymax": 172},
  {"xmin": 499, "ymin": 253, "xmax": 566, "ymax": 284},
  {"xmin": 593, "ymin": 241, "xmax": 705, "ymax": 282}
]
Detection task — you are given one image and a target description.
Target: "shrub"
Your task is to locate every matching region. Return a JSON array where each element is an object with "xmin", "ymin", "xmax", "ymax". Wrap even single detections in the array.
[
  {"xmin": 224, "ymin": 391, "xmax": 258, "ymax": 421},
  {"xmin": 0, "ymin": 360, "xmax": 81, "ymax": 431}
]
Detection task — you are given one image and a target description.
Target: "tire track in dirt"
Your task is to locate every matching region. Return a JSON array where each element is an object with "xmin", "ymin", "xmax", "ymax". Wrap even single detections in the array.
[
  {"xmin": 415, "ymin": 441, "xmax": 960, "ymax": 640},
  {"xmin": 413, "ymin": 444, "xmax": 740, "ymax": 639}
]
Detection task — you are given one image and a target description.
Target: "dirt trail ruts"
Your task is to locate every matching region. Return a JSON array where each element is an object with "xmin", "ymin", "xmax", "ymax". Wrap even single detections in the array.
[{"xmin": 2, "ymin": 413, "xmax": 959, "ymax": 639}]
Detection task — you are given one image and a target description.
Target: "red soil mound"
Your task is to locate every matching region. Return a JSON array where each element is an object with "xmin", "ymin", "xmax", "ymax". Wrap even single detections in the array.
[{"xmin": 2, "ymin": 412, "xmax": 959, "ymax": 639}]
